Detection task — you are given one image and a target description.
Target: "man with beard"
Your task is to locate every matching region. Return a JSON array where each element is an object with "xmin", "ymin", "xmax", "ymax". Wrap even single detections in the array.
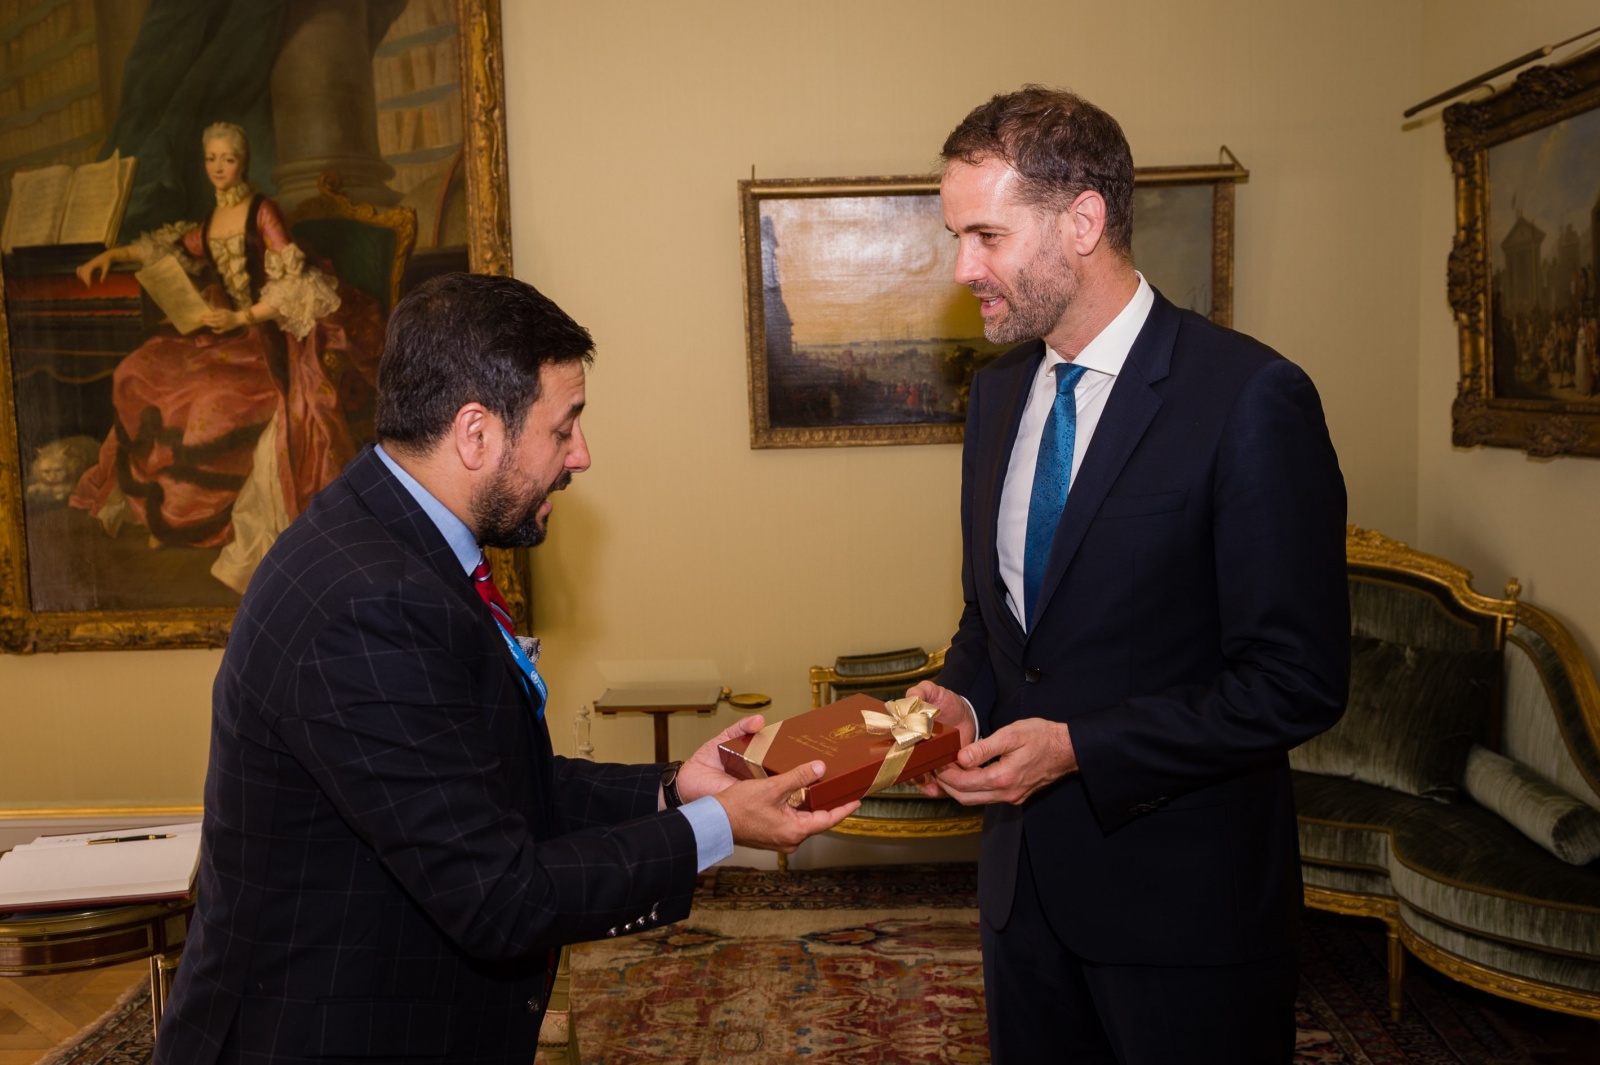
[
  {"xmin": 907, "ymin": 88, "xmax": 1349, "ymax": 1063},
  {"xmin": 153, "ymin": 272, "xmax": 857, "ymax": 1065}
]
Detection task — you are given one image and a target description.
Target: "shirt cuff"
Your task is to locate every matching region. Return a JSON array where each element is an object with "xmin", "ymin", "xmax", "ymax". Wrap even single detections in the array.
[
  {"xmin": 960, "ymin": 695, "xmax": 982, "ymax": 740},
  {"xmin": 678, "ymin": 795, "xmax": 734, "ymax": 872}
]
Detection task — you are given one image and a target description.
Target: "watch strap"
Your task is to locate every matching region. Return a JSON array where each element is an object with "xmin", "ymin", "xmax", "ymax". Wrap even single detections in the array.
[{"xmin": 661, "ymin": 760, "xmax": 685, "ymax": 809}]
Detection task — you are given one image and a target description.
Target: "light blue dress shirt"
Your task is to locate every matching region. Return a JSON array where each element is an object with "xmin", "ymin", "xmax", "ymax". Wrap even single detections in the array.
[{"xmin": 374, "ymin": 445, "xmax": 733, "ymax": 870}]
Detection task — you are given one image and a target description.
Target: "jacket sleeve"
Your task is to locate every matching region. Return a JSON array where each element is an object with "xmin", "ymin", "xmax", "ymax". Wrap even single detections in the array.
[
  {"xmin": 551, "ymin": 756, "xmax": 664, "ymax": 832},
  {"xmin": 937, "ymin": 368, "xmax": 998, "ymax": 728},
  {"xmin": 1069, "ymin": 358, "xmax": 1350, "ymax": 830},
  {"xmin": 275, "ymin": 581, "xmax": 698, "ymax": 961}
]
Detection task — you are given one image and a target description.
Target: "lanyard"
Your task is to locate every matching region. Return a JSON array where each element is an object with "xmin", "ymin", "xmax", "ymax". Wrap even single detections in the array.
[{"xmin": 495, "ymin": 624, "xmax": 547, "ymax": 718}]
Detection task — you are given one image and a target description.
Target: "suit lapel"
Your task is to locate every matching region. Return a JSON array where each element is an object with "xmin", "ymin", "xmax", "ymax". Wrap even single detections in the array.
[
  {"xmin": 347, "ymin": 446, "xmax": 546, "ymax": 719},
  {"xmin": 977, "ymin": 344, "xmax": 1043, "ymax": 647},
  {"xmin": 1028, "ymin": 293, "xmax": 1181, "ymax": 632}
]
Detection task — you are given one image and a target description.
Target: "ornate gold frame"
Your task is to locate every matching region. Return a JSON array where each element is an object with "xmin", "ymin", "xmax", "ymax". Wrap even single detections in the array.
[
  {"xmin": 1444, "ymin": 47, "xmax": 1600, "ymax": 457},
  {"xmin": 739, "ymin": 159, "xmax": 1247, "ymax": 449},
  {"xmin": 0, "ymin": 0, "xmax": 526, "ymax": 652}
]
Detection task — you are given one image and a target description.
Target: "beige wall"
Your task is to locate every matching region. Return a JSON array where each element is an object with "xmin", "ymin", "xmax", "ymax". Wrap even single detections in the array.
[
  {"xmin": 1, "ymin": 0, "xmax": 1446, "ymax": 809},
  {"xmin": 1415, "ymin": 0, "xmax": 1600, "ymax": 668},
  {"xmin": 505, "ymin": 0, "xmax": 1423, "ymax": 772}
]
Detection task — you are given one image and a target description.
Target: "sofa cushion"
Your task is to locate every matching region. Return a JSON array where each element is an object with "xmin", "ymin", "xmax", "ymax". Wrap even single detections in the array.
[
  {"xmin": 1289, "ymin": 636, "xmax": 1498, "ymax": 802},
  {"xmin": 1464, "ymin": 745, "xmax": 1600, "ymax": 866},
  {"xmin": 1295, "ymin": 773, "xmax": 1600, "ymax": 958}
]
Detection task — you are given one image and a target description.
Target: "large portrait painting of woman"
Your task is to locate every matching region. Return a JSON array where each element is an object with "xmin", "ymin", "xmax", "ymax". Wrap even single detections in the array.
[{"xmin": 0, "ymin": 0, "xmax": 517, "ymax": 652}]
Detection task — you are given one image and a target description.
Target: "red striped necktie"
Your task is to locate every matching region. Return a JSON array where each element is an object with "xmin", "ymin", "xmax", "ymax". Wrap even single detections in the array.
[{"xmin": 471, "ymin": 553, "xmax": 516, "ymax": 636}]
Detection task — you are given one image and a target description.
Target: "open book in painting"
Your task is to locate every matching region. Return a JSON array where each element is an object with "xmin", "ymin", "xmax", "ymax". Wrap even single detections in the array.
[
  {"xmin": 0, "ymin": 821, "xmax": 201, "ymax": 911},
  {"xmin": 0, "ymin": 151, "xmax": 138, "ymax": 253}
]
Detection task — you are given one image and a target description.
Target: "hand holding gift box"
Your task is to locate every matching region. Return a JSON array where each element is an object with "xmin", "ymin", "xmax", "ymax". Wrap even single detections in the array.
[{"xmin": 718, "ymin": 694, "xmax": 961, "ymax": 812}]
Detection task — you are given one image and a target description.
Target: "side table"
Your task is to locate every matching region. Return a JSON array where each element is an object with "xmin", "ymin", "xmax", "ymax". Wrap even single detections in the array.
[
  {"xmin": 593, "ymin": 685, "xmax": 770, "ymax": 762},
  {"xmin": 0, "ymin": 895, "xmax": 194, "ymax": 1038}
]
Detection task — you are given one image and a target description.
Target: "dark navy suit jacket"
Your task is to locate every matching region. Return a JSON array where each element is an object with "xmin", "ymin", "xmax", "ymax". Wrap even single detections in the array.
[
  {"xmin": 939, "ymin": 290, "xmax": 1349, "ymax": 965},
  {"xmin": 153, "ymin": 446, "xmax": 699, "ymax": 1064}
]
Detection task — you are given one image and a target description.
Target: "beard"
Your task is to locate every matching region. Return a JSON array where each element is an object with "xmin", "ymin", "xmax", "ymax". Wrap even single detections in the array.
[
  {"xmin": 975, "ymin": 237, "xmax": 1078, "ymax": 344},
  {"xmin": 472, "ymin": 456, "xmax": 571, "ymax": 549}
]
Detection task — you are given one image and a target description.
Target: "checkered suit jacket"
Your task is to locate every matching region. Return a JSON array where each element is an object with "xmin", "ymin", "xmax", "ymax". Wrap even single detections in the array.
[{"xmin": 153, "ymin": 446, "xmax": 699, "ymax": 1064}]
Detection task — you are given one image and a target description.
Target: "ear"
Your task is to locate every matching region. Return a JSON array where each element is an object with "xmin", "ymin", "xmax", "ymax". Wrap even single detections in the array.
[
  {"xmin": 1059, "ymin": 190, "xmax": 1108, "ymax": 257},
  {"xmin": 450, "ymin": 402, "xmax": 496, "ymax": 472}
]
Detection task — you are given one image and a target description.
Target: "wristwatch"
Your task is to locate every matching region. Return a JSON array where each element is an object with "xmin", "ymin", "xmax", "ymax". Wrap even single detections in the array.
[{"xmin": 660, "ymin": 760, "xmax": 685, "ymax": 809}]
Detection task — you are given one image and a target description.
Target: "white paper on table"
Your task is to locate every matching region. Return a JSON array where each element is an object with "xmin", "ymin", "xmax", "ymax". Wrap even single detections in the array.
[{"xmin": 0, "ymin": 832, "xmax": 201, "ymax": 910}]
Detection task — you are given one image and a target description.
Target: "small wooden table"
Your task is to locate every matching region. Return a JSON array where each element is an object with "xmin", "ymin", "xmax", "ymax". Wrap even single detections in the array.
[
  {"xmin": 593, "ymin": 684, "xmax": 727, "ymax": 762},
  {"xmin": 0, "ymin": 896, "xmax": 193, "ymax": 1037}
]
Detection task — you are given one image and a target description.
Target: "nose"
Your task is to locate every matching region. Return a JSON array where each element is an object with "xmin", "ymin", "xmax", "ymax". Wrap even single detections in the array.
[
  {"xmin": 953, "ymin": 238, "xmax": 985, "ymax": 287},
  {"xmin": 566, "ymin": 421, "xmax": 591, "ymax": 474}
]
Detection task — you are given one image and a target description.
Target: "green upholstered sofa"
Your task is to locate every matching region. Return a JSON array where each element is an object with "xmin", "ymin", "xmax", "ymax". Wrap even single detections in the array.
[{"xmin": 1294, "ymin": 527, "xmax": 1600, "ymax": 1021}]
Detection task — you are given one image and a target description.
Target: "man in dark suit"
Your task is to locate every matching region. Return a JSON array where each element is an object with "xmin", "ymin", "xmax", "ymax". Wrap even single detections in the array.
[
  {"xmin": 153, "ymin": 273, "xmax": 856, "ymax": 1065},
  {"xmin": 909, "ymin": 88, "xmax": 1349, "ymax": 1063}
]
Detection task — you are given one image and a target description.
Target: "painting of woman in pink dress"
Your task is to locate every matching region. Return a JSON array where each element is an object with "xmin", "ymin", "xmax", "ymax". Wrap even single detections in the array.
[{"xmin": 69, "ymin": 122, "xmax": 385, "ymax": 593}]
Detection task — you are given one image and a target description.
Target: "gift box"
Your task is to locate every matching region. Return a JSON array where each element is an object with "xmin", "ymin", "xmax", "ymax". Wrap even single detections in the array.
[{"xmin": 717, "ymin": 693, "xmax": 960, "ymax": 812}]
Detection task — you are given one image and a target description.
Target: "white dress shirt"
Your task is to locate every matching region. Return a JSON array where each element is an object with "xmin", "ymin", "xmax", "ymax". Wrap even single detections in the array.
[{"xmin": 996, "ymin": 273, "xmax": 1154, "ymax": 629}]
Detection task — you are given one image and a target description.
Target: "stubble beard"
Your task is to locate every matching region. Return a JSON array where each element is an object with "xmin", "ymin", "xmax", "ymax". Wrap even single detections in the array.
[
  {"xmin": 473, "ymin": 455, "xmax": 571, "ymax": 550},
  {"xmin": 978, "ymin": 238, "xmax": 1078, "ymax": 345}
]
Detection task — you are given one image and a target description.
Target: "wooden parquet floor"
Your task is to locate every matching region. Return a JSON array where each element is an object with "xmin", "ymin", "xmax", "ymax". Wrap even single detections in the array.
[{"xmin": 0, "ymin": 962, "xmax": 144, "ymax": 1065}]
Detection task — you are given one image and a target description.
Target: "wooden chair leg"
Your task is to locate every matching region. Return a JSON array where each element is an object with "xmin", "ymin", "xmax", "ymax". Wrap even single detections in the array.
[{"xmin": 1386, "ymin": 923, "xmax": 1405, "ymax": 1022}]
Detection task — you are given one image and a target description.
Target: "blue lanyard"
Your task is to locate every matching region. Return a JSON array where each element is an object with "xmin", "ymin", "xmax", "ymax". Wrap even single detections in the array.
[{"xmin": 495, "ymin": 624, "xmax": 547, "ymax": 718}]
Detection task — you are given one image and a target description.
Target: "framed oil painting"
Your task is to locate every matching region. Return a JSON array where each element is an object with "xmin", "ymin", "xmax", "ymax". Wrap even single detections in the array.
[
  {"xmin": 1446, "ymin": 46, "xmax": 1600, "ymax": 457},
  {"xmin": 739, "ymin": 155, "xmax": 1247, "ymax": 449},
  {"xmin": 0, "ymin": 0, "xmax": 524, "ymax": 653}
]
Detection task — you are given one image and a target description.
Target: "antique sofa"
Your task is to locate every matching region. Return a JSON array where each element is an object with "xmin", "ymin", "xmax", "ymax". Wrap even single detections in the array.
[{"xmin": 1293, "ymin": 527, "xmax": 1600, "ymax": 1021}]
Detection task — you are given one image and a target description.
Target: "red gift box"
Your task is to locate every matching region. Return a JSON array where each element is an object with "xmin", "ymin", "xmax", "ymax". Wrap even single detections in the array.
[{"xmin": 717, "ymin": 693, "xmax": 960, "ymax": 812}]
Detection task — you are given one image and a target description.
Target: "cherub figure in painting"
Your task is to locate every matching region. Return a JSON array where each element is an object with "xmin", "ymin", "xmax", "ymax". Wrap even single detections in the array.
[{"xmin": 71, "ymin": 122, "xmax": 384, "ymax": 592}]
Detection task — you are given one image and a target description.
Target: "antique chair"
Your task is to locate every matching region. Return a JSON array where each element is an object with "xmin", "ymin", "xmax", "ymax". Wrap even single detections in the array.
[
  {"xmin": 779, "ymin": 647, "xmax": 982, "ymax": 872},
  {"xmin": 288, "ymin": 172, "xmax": 417, "ymax": 315}
]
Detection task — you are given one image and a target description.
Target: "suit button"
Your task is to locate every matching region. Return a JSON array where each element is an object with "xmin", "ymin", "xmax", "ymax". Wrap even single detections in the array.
[
  {"xmin": 526, "ymin": 992, "xmax": 546, "ymax": 1015},
  {"xmin": 1024, "ymin": 667, "xmax": 1042, "ymax": 683}
]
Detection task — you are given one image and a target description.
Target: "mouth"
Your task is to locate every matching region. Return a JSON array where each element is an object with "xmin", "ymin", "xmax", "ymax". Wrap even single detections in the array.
[{"xmin": 973, "ymin": 292, "xmax": 1006, "ymax": 317}]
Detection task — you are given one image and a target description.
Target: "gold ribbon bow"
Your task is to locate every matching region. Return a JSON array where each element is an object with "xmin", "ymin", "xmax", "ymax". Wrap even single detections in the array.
[{"xmin": 861, "ymin": 696, "xmax": 939, "ymax": 795}]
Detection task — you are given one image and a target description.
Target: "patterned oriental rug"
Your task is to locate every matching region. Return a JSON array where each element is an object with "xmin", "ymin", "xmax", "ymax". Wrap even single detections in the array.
[{"xmin": 37, "ymin": 864, "xmax": 1585, "ymax": 1065}]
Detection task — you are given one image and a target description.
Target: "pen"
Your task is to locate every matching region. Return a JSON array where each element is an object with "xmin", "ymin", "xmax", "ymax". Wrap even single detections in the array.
[{"xmin": 86, "ymin": 834, "xmax": 177, "ymax": 845}]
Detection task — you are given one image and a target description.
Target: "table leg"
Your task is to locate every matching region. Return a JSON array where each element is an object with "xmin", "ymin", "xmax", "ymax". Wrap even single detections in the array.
[
  {"xmin": 148, "ymin": 955, "xmax": 164, "ymax": 1039},
  {"xmin": 654, "ymin": 714, "xmax": 670, "ymax": 762},
  {"xmin": 148, "ymin": 950, "xmax": 179, "ymax": 1039}
]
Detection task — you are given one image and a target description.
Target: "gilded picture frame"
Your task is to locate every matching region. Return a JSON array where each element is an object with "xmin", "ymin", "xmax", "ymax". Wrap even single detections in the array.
[
  {"xmin": 0, "ymin": 0, "xmax": 526, "ymax": 653},
  {"xmin": 1445, "ymin": 46, "xmax": 1600, "ymax": 458},
  {"xmin": 739, "ymin": 157, "xmax": 1247, "ymax": 449}
]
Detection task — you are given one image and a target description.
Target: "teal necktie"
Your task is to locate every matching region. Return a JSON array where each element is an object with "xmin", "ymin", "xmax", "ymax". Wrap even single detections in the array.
[{"xmin": 1023, "ymin": 362, "xmax": 1088, "ymax": 624}]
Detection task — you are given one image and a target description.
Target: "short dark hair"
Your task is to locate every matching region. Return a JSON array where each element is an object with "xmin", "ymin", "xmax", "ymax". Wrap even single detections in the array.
[
  {"xmin": 941, "ymin": 85, "xmax": 1134, "ymax": 257},
  {"xmin": 375, "ymin": 273, "xmax": 594, "ymax": 449}
]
